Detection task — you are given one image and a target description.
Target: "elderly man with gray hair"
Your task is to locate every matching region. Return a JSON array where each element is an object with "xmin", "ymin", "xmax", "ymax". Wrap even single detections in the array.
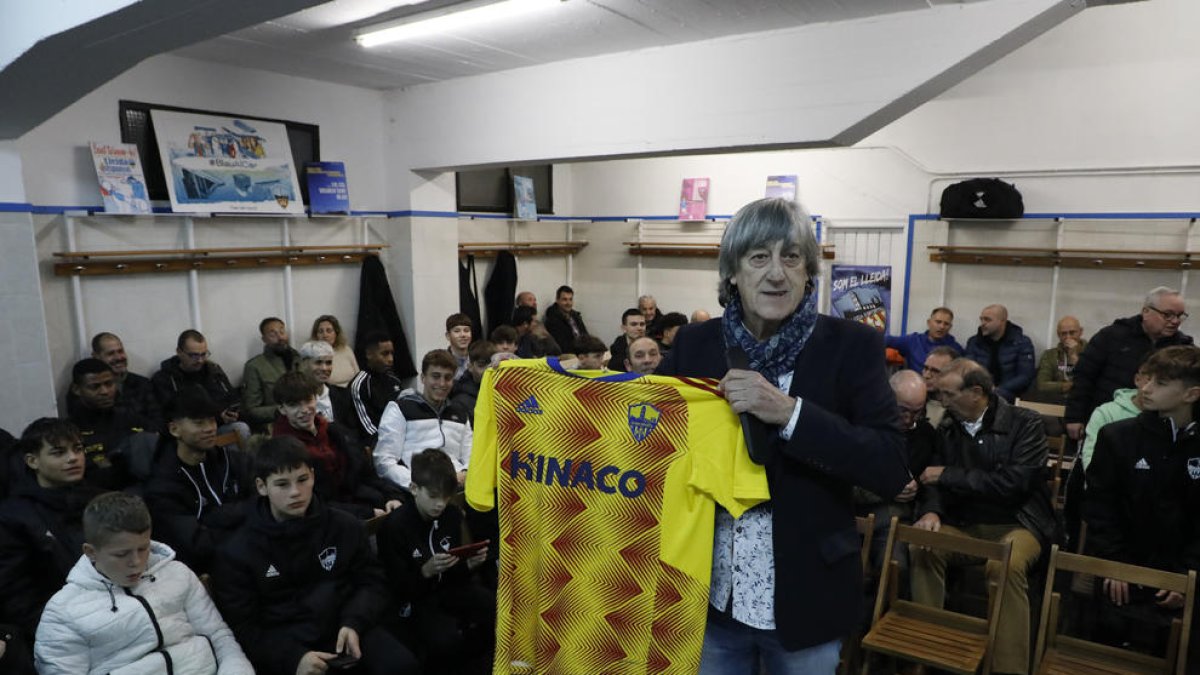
[
  {"xmin": 297, "ymin": 340, "xmax": 359, "ymax": 441},
  {"xmin": 1065, "ymin": 286, "xmax": 1194, "ymax": 439}
]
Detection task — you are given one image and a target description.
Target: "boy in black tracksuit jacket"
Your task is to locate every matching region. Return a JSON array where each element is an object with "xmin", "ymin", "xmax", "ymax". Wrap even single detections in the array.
[
  {"xmin": 212, "ymin": 437, "xmax": 420, "ymax": 675},
  {"xmin": 377, "ymin": 449, "xmax": 495, "ymax": 674},
  {"xmin": 0, "ymin": 419, "xmax": 103, "ymax": 674},
  {"xmin": 142, "ymin": 385, "xmax": 253, "ymax": 573},
  {"xmin": 1085, "ymin": 345, "xmax": 1200, "ymax": 652}
]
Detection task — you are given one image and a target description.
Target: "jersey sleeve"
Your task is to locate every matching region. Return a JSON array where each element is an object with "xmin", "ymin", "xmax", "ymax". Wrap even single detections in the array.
[{"xmin": 465, "ymin": 368, "xmax": 499, "ymax": 511}]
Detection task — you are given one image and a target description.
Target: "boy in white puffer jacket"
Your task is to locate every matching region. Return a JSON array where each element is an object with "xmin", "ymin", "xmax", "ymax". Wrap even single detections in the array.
[{"xmin": 34, "ymin": 492, "xmax": 252, "ymax": 675}]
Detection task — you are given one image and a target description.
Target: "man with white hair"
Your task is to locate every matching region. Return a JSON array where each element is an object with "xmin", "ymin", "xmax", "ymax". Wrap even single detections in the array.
[
  {"xmin": 638, "ymin": 294, "xmax": 664, "ymax": 340},
  {"xmin": 1065, "ymin": 287, "xmax": 1194, "ymax": 439}
]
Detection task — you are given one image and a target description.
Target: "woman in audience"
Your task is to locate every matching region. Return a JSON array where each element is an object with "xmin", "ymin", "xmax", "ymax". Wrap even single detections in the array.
[
  {"xmin": 311, "ymin": 314, "xmax": 359, "ymax": 387},
  {"xmin": 659, "ymin": 197, "xmax": 907, "ymax": 673}
]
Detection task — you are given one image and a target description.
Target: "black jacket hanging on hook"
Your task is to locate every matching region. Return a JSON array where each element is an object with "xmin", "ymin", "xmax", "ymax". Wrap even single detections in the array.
[{"xmin": 483, "ymin": 251, "xmax": 518, "ymax": 337}]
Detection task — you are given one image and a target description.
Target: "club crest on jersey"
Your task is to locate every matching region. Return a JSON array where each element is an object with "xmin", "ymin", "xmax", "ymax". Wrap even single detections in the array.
[
  {"xmin": 627, "ymin": 403, "xmax": 660, "ymax": 442},
  {"xmin": 318, "ymin": 547, "xmax": 337, "ymax": 571},
  {"xmin": 1189, "ymin": 458, "xmax": 1200, "ymax": 480}
]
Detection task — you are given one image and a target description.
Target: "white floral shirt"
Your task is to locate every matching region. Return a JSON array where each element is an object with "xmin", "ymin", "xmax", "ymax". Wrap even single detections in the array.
[{"xmin": 708, "ymin": 371, "xmax": 802, "ymax": 630}]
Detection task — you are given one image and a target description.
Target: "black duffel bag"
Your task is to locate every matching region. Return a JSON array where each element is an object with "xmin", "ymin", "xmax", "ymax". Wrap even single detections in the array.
[{"xmin": 939, "ymin": 178, "xmax": 1024, "ymax": 219}]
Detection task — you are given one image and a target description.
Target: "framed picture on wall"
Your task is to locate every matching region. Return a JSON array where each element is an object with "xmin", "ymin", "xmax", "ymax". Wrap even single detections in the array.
[{"xmin": 150, "ymin": 110, "xmax": 305, "ymax": 214}]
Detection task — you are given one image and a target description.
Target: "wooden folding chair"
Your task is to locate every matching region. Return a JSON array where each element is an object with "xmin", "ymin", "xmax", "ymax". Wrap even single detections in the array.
[
  {"xmin": 1034, "ymin": 545, "xmax": 1196, "ymax": 675},
  {"xmin": 859, "ymin": 517, "xmax": 1013, "ymax": 675},
  {"xmin": 838, "ymin": 514, "xmax": 879, "ymax": 674},
  {"xmin": 1016, "ymin": 399, "xmax": 1067, "ymax": 420}
]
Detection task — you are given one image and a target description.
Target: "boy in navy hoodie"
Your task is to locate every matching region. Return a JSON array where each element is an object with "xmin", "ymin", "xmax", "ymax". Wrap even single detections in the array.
[
  {"xmin": 0, "ymin": 418, "xmax": 103, "ymax": 674},
  {"xmin": 212, "ymin": 437, "xmax": 420, "ymax": 675},
  {"xmin": 378, "ymin": 448, "xmax": 494, "ymax": 673}
]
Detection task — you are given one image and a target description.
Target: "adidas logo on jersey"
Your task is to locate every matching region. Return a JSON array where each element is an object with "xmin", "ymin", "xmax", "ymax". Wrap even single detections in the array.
[
  {"xmin": 516, "ymin": 395, "xmax": 544, "ymax": 415},
  {"xmin": 265, "ymin": 564, "xmax": 281, "ymax": 578},
  {"xmin": 1134, "ymin": 458, "xmax": 1150, "ymax": 470}
]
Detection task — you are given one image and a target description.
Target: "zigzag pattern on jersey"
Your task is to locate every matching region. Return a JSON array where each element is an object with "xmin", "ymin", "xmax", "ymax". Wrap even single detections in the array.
[{"xmin": 491, "ymin": 368, "xmax": 708, "ymax": 674}]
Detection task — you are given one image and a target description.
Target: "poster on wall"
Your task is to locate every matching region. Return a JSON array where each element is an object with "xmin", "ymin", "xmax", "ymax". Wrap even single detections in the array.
[
  {"xmin": 830, "ymin": 264, "xmax": 891, "ymax": 333},
  {"xmin": 678, "ymin": 177, "xmax": 710, "ymax": 221},
  {"xmin": 513, "ymin": 175, "xmax": 537, "ymax": 220},
  {"xmin": 89, "ymin": 142, "xmax": 152, "ymax": 214},
  {"xmin": 764, "ymin": 175, "xmax": 797, "ymax": 201},
  {"xmin": 151, "ymin": 110, "xmax": 304, "ymax": 214},
  {"xmin": 306, "ymin": 161, "xmax": 351, "ymax": 214}
]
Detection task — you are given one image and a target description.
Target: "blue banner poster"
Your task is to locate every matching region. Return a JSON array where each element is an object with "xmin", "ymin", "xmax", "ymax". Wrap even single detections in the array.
[
  {"xmin": 830, "ymin": 265, "xmax": 891, "ymax": 333},
  {"xmin": 306, "ymin": 162, "xmax": 351, "ymax": 214}
]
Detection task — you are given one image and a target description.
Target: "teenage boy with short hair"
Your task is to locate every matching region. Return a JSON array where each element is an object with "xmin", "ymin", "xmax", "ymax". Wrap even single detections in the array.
[
  {"xmin": 378, "ymin": 449, "xmax": 495, "ymax": 673},
  {"xmin": 212, "ymin": 437, "xmax": 420, "ymax": 675},
  {"xmin": 0, "ymin": 419, "xmax": 103, "ymax": 671},
  {"xmin": 445, "ymin": 313, "xmax": 474, "ymax": 380},
  {"xmin": 349, "ymin": 331, "xmax": 405, "ymax": 443},
  {"xmin": 271, "ymin": 372, "xmax": 403, "ymax": 519},
  {"xmin": 66, "ymin": 358, "xmax": 148, "ymax": 489},
  {"xmin": 375, "ymin": 350, "xmax": 473, "ymax": 489},
  {"xmin": 34, "ymin": 492, "xmax": 252, "ymax": 674},
  {"xmin": 451, "ymin": 340, "xmax": 497, "ymax": 423},
  {"xmin": 1085, "ymin": 345, "xmax": 1200, "ymax": 611},
  {"xmin": 573, "ymin": 335, "xmax": 608, "ymax": 371},
  {"xmin": 142, "ymin": 385, "xmax": 253, "ymax": 573}
]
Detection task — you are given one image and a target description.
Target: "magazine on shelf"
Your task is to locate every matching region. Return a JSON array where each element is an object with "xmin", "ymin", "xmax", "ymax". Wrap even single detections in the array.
[
  {"xmin": 89, "ymin": 142, "xmax": 152, "ymax": 214},
  {"xmin": 306, "ymin": 161, "xmax": 351, "ymax": 214},
  {"xmin": 678, "ymin": 177, "xmax": 710, "ymax": 221},
  {"xmin": 513, "ymin": 175, "xmax": 537, "ymax": 220},
  {"xmin": 764, "ymin": 175, "xmax": 798, "ymax": 201}
]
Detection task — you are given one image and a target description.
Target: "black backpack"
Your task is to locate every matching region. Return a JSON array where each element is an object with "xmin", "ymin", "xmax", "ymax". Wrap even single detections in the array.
[{"xmin": 939, "ymin": 178, "xmax": 1024, "ymax": 219}]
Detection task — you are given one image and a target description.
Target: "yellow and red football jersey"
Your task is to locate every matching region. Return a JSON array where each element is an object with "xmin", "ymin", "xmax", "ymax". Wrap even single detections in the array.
[{"xmin": 466, "ymin": 358, "xmax": 769, "ymax": 674}]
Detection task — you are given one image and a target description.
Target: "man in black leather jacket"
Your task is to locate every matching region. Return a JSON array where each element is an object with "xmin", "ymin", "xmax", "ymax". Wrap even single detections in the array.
[{"xmin": 910, "ymin": 358, "xmax": 1055, "ymax": 675}]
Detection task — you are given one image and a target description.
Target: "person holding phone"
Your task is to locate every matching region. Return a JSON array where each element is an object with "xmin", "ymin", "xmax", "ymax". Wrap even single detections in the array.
[{"xmin": 377, "ymin": 449, "xmax": 495, "ymax": 674}]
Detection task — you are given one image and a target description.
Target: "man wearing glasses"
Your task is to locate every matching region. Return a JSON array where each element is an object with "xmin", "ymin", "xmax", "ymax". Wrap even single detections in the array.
[
  {"xmin": 151, "ymin": 329, "xmax": 242, "ymax": 427},
  {"xmin": 1065, "ymin": 287, "xmax": 1194, "ymax": 440}
]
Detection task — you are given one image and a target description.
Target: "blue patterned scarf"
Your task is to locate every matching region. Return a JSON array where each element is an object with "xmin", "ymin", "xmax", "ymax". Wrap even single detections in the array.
[{"xmin": 721, "ymin": 287, "xmax": 819, "ymax": 381}]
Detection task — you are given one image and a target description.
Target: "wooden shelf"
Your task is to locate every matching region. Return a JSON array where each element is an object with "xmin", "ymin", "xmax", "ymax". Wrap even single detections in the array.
[
  {"xmin": 53, "ymin": 245, "xmax": 386, "ymax": 277},
  {"xmin": 457, "ymin": 241, "xmax": 587, "ymax": 258},
  {"xmin": 929, "ymin": 245, "xmax": 1199, "ymax": 271},
  {"xmin": 624, "ymin": 241, "xmax": 836, "ymax": 259}
]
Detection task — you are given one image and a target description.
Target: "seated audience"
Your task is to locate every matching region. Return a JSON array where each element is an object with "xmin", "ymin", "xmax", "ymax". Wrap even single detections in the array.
[
  {"xmin": 608, "ymin": 308, "xmax": 646, "ymax": 371},
  {"xmin": 312, "ymin": 314, "xmax": 360, "ymax": 387},
  {"xmin": 922, "ymin": 346, "xmax": 958, "ymax": 427},
  {"xmin": 66, "ymin": 358, "xmax": 148, "ymax": 489},
  {"xmin": 488, "ymin": 325, "xmax": 518, "ymax": 355},
  {"xmin": 1032, "ymin": 315, "xmax": 1086, "ymax": 404},
  {"xmin": 71, "ymin": 332, "xmax": 162, "ymax": 429},
  {"xmin": 886, "ymin": 307, "xmax": 963, "ymax": 372},
  {"xmin": 690, "ymin": 309, "xmax": 711, "ymax": 324},
  {"xmin": 242, "ymin": 316, "xmax": 301, "ymax": 429},
  {"xmin": 625, "ymin": 336, "xmax": 662, "ymax": 375},
  {"xmin": 964, "ymin": 304, "xmax": 1036, "ymax": 402},
  {"xmin": 1066, "ymin": 287, "xmax": 1193, "ymax": 440},
  {"xmin": 271, "ymin": 373, "xmax": 403, "ymax": 519},
  {"xmin": 657, "ymin": 312, "xmax": 688, "ymax": 351},
  {"xmin": 34, "ymin": 492, "xmax": 252, "ymax": 675},
  {"xmin": 143, "ymin": 385, "xmax": 252, "ymax": 573},
  {"xmin": 911, "ymin": 358, "xmax": 1055, "ymax": 675},
  {"xmin": 445, "ymin": 313, "xmax": 474, "ymax": 380},
  {"xmin": 573, "ymin": 335, "xmax": 608, "ymax": 371},
  {"xmin": 515, "ymin": 290, "xmax": 537, "ymax": 311},
  {"xmin": 1085, "ymin": 345, "xmax": 1200, "ymax": 585},
  {"xmin": 0, "ymin": 419, "xmax": 103, "ymax": 670},
  {"xmin": 451, "ymin": 341, "xmax": 497, "ymax": 423},
  {"xmin": 298, "ymin": 340, "xmax": 357, "ymax": 438},
  {"xmin": 212, "ymin": 437, "xmax": 420, "ymax": 675},
  {"xmin": 543, "ymin": 285, "xmax": 589, "ymax": 354},
  {"xmin": 375, "ymin": 350, "xmax": 473, "ymax": 490},
  {"xmin": 152, "ymin": 329, "xmax": 242, "ymax": 423},
  {"xmin": 377, "ymin": 449, "xmax": 495, "ymax": 674},
  {"xmin": 512, "ymin": 306, "xmax": 559, "ymax": 358},
  {"xmin": 349, "ymin": 331, "xmax": 406, "ymax": 443},
  {"xmin": 1080, "ymin": 362, "xmax": 1148, "ymax": 470},
  {"xmin": 854, "ymin": 370, "xmax": 937, "ymax": 529}
]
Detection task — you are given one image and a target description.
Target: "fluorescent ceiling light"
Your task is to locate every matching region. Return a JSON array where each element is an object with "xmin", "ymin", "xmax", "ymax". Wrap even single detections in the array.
[{"xmin": 356, "ymin": 0, "xmax": 562, "ymax": 47}]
